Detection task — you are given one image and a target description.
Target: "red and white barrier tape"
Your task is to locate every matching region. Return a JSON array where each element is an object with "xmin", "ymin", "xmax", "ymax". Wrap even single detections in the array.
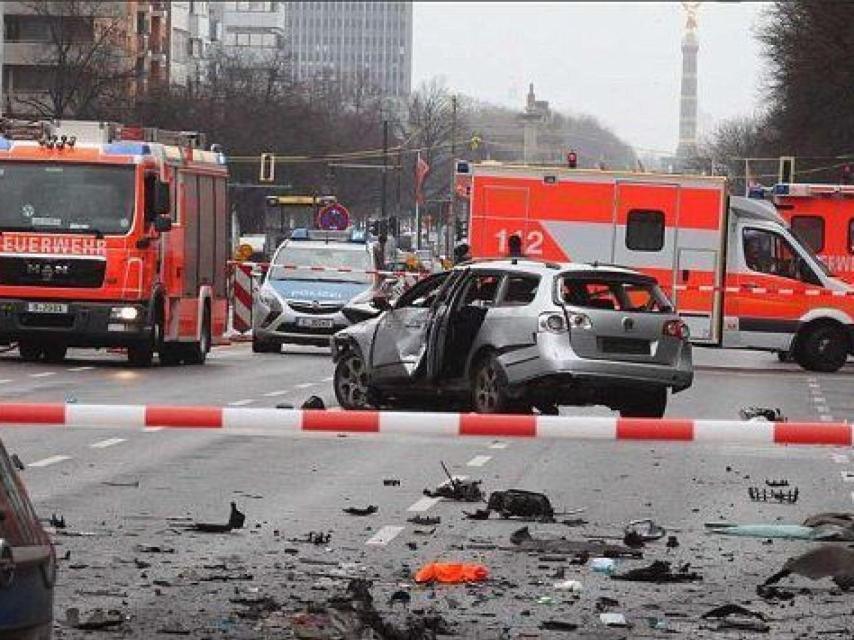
[
  {"xmin": 0, "ymin": 404, "xmax": 850, "ymax": 446},
  {"xmin": 668, "ymin": 283, "xmax": 854, "ymax": 297}
]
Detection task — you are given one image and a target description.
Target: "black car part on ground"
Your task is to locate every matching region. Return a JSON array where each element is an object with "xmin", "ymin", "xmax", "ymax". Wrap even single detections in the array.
[
  {"xmin": 485, "ymin": 489, "xmax": 555, "ymax": 521},
  {"xmin": 764, "ymin": 545, "xmax": 854, "ymax": 590},
  {"xmin": 509, "ymin": 526, "xmax": 642, "ymax": 558},
  {"xmin": 611, "ymin": 560, "xmax": 702, "ymax": 583},
  {"xmin": 184, "ymin": 502, "xmax": 245, "ymax": 533}
]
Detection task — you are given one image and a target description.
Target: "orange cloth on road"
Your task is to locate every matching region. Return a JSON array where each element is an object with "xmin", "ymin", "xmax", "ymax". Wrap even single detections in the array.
[{"xmin": 414, "ymin": 562, "xmax": 489, "ymax": 584}]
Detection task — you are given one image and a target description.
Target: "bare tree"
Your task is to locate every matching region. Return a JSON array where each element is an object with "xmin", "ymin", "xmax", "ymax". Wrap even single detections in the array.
[{"xmin": 14, "ymin": 1, "xmax": 137, "ymax": 119}]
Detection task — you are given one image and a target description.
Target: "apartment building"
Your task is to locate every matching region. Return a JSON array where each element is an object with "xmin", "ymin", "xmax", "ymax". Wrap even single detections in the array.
[
  {"xmin": 287, "ymin": 1, "xmax": 413, "ymax": 99},
  {"xmin": 209, "ymin": 1, "xmax": 287, "ymax": 62},
  {"xmin": 168, "ymin": 0, "xmax": 213, "ymax": 89}
]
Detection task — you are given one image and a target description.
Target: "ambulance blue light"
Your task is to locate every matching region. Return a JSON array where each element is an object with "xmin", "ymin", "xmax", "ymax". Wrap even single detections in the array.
[
  {"xmin": 748, "ymin": 186, "xmax": 766, "ymax": 199},
  {"xmin": 349, "ymin": 229, "xmax": 367, "ymax": 243},
  {"xmin": 290, "ymin": 228, "xmax": 309, "ymax": 240},
  {"xmin": 103, "ymin": 142, "xmax": 151, "ymax": 156},
  {"xmin": 773, "ymin": 183, "xmax": 790, "ymax": 196},
  {"xmin": 0, "ymin": 137, "xmax": 11, "ymax": 151}
]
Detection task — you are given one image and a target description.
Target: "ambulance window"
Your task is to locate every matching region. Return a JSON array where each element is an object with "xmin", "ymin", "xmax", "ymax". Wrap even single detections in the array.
[
  {"xmin": 742, "ymin": 228, "xmax": 821, "ymax": 285},
  {"xmin": 626, "ymin": 210, "xmax": 664, "ymax": 251},
  {"xmin": 791, "ymin": 215, "xmax": 824, "ymax": 253}
]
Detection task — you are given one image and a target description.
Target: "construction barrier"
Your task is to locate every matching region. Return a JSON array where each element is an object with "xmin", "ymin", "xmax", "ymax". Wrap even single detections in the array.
[{"xmin": 0, "ymin": 404, "xmax": 850, "ymax": 447}]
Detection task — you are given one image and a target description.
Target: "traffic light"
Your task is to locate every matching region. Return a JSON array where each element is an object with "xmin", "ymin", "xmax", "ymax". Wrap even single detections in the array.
[
  {"xmin": 778, "ymin": 156, "xmax": 795, "ymax": 184},
  {"xmin": 567, "ymin": 150, "xmax": 578, "ymax": 169},
  {"xmin": 455, "ymin": 217, "xmax": 469, "ymax": 241},
  {"xmin": 842, "ymin": 164, "xmax": 852, "ymax": 185},
  {"xmin": 259, "ymin": 153, "xmax": 275, "ymax": 183}
]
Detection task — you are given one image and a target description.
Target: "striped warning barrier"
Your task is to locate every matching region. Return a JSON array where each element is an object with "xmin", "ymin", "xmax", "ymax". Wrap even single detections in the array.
[
  {"xmin": 0, "ymin": 404, "xmax": 850, "ymax": 447},
  {"xmin": 230, "ymin": 262, "xmax": 256, "ymax": 335}
]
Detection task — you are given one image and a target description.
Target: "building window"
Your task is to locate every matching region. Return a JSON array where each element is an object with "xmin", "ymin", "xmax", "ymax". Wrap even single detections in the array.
[
  {"xmin": 626, "ymin": 210, "xmax": 665, "ymax": 252},
  {"xmin": 790, "ymin": 215, "xmax": 825, "ymax": 254}
]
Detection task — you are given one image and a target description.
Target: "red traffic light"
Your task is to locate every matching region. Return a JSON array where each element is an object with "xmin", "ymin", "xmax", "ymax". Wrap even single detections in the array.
[{"xmin": 567, "ymin": 151, "xmax": 578, "ymax": 169}]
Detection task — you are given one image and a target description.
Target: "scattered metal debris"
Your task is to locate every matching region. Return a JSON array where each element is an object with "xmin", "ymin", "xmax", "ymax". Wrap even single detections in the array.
[
  {"xmin": 485, "ymin": 489, "xmax": 556, "ymax": 521},
  {"xmin": 66, "ymin": 608, "xmax": 124, "ymax": 631},
  {"xmin": 10, "ymin": 453, "xmax": 25, "ymax": 471},
  {"xmin": 183, "ymin": 502, "xmax": 246, "ymax": 533},
  {"xmin": 748, "ymin": 486, "xmax": 800, "ymax": 504},
  {"xmin": 134, "ymin": 544, "xmax": 175, "ymax": 554},
  {"xmin": 102, "ymin": 480, "xmax": 140, "ymax": 487},
  {"xmin": 49, "ymin": 513, "xmax": 66, "ymax": 529},
  {"xmin": 383, "ymin": 478, "xmax": 401, "ymax": 486},
  {"xmin": 612, "ymin": 560, "xmax": 701, "ymax": 583},
  {"xmin": 739, "ymin": 407, "xmax": 786, "ymax": 422},
  {"xmin": 343, "ymin": 505, "xmax": 378, "ymax": 516},
  {"xmin": 764, "ymin": 545, "xmax": 854, "ymax": 590},
  {"xmin": 541, "ymin": 620, "xmax": 579, "ymax": 632},
  {"xmin": 301, "ymin": 395, "xmax": 326, "ymax": 409},
  {"xmin": 407, "ymin": 515, "xmax": 440, "ymax": 526},
  {"xmin": 290, "ymin": 531, "xmax": 331, "ymax": 545},
  {"xmin": 423, "ymin": 462, "xmax": 483, "ymax": 502},
  {"xmin": 701, "ymin": 604, "xmax": 769, "ymax": 633},
  {"xmin": 510, "ymin": 526, "xmax": 642, "ymax": 558},
  {"xmin": 765, "ymin": 478, "xmax": 790, "ymax": 487}
]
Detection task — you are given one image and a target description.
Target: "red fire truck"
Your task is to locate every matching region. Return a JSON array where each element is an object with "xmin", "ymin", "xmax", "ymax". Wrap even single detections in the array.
[
  {"xmin": 459, "ymin": 161, "xmax": 854, "ymax": 372},
  {"xmin": 0, "ymin": 120, "xmax": 230, "ymax": 366}
]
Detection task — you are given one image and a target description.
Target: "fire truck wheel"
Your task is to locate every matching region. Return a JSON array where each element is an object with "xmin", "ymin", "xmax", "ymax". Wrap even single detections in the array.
[
  {"xmin": 159, "ymin": 345, "xmax": 182, "ymax": 366},
  {"xmin": 184, "ymin": 310, "xmax": 211, "ymax": 365},
  {"xmin": 618, "ymin": 387, "xmax": 667, "ymax": 418},
  {"xmin": 42, "ymin": 344, "xmax": 67, "ymax": 364},
  {"xmin": 127, "ymin": 343, "xmax": 154, "ymax": 367},
  {"xmin": 794, "ymin": 323, "xmax": 849, "ymax": 373},
  {"xmin": 18, "ymin": 341, "xmax": 43, "ymax": 362}
]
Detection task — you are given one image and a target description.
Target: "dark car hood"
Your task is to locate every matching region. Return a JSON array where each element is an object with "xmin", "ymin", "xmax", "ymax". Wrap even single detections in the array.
[{"xmin": 268, "ymin": 279, "xmax": 370, "ymax": 303}]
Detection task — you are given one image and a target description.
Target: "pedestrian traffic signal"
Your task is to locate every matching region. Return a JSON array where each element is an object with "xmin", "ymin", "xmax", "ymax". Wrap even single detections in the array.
[{"xmin": 567, "ymin": 151, "xmax": 578, "ymax": 169}]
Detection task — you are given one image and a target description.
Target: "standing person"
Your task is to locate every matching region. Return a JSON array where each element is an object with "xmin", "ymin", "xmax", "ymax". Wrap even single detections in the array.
[
  {"xmin": 374, "ymin": 232, "xmax": 388, "ymax": 269},
  {"xmin": 508, "ymin": 233, "xmax": 524, "ymax": 257},
  {"xmin": 454, "ymin": 242, "xmax": 471, "ymax": 265}
]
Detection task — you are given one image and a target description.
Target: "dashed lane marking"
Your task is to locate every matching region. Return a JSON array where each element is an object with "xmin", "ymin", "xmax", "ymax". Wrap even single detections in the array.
[
  {"xmin": 143, "ymin": 427, "xmax": 164, "ymax": 432},
  {"xmin": 90, "ymin": 438, "xmax": 126, "ymax": 449},
  {"xmin": 295, "ymin": 383, "xmax": 315, "ymax": 389},
  {"xmin": 820, "ymin": 415, "xmax": 834, "ymax": 422},
  {"xmin": 489, "ymin": 441, "xmax": 508, "ymax": 449},
  {"xmin": 832, "ymin": 454, "xmax": 850, "ymax": 465},
  {"xmin": 467, "ymin": 455, "xmax": 492, "ymax": 467},
  {"xmin": 67, "ymin": 366, "xmax": 95, "ymax": 372},
  {"xmin": 322, "ymin": 377, "xmax": 334, "ymax": 382},
  {"xmin": 228, "ymin": 399, "xmax": 256, "ymax": 407},
  {"xmin": 262, "ymin": 390, "xmax": 290, "ymax": 397},
  {"xmin": 0, "ymin": 379, "xmax": 10, "ymax": 385},
  {"xmin": 407, "ymin": 496, "xmax": 442, "ymax": 512},
  {"xmin": 29, "ymin": 455, "xmax": 71, "ymax": 468},
  {"xmin": 365, "ymin": 525, "xmax": 405, "ymax": 546},
  {"xmin": 29, "ymin": 372, "xmax": 56, "ymax": 378}
]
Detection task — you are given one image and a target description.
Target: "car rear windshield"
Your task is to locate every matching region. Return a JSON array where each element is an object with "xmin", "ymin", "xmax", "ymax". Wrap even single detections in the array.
[
  {"xmin": 269, "ymin": 244, "xmax": 372, "ymax": 284},
  {"xmin": 556, "ymin": 274, "xmax": 673, "ymax": 313}
]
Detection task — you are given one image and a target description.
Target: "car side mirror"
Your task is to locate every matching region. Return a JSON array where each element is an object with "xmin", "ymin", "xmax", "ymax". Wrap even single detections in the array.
[
  {"xmin": 154, "ymin": 215, "xmax": 173, "ymax": 233},
  {"xmin": 371, "ymin": 295, "xmax": 392, "ymax": 311},
  {"xmin": 153, "ymin": 180, "xmax": 171, "ymax": 216}
]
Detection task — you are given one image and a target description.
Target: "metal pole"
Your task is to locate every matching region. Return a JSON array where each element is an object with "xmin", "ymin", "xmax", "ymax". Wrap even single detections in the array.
[
  {"xmin": 396, "ymin": 149, "xmax": 402, "ymax": 231},
  {"xmin": 381, "ymin": 119, "xmax": 389, "ymax": 223},
  {"xmin": 415, "ymin": 151, "xmax": 421, "ymax": 250},
  {"xmin": 448, "ymin": 95, "xmax": 457, "ymax": 257}
]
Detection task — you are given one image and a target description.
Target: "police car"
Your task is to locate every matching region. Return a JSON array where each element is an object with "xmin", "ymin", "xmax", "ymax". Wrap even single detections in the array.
[{"xmin": 252, "ymin": 228, "xmax": 381, "ymax": 351}]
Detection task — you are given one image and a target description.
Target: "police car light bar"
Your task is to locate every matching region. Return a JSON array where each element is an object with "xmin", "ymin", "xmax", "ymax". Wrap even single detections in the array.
[{"xmin": 774, "ymin": 183, "xmax": 854, "ymax": 197}]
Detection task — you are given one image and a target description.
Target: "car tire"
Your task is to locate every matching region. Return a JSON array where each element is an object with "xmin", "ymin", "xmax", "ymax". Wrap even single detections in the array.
[
  {"xmin": 334, "ymin": 350, "xmax": 373, "ymax": 410},
  {"xmin": 42, "ymin": 344, "xmax": 67, "ymax": 364},
  {"xmin": 18, "ymin": 341, "xmax": 43, "ymax": 362},
  {"xmin": 619, "ymin": 387, "xmax": 667, "ymax": 418},
  {"xmin": 184, "ymin": 310, "xmax": 211, "ymax": 365},
  {"xmin": 471, "ymin": 353, "xmax": 515, "ymax": 414},
  {"xmin": 252, "ymin": 336, "xmax": 279, "ymax": 353},
  {"xmin": 794, "ymin": 323, "xmax": 849, "ymax": 373}
]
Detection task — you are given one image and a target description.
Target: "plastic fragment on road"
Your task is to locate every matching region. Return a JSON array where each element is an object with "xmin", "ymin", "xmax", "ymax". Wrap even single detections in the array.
[
  {"xmin": 706, "ymin": 522, "xmax": 854, "ymax": 541},
  {"xmin": 764, "ymin": 545, "xmax": 854, "ymax": 590},
  {"xmin": 624, "ymin": 518, "xmax": 666, "ymax": 541},
  {"xmin": 66, "ymin": 608, "xmax": 125, "ymax": 631},
  {"xmin": 611, "ymin": 560, "xmax": 701, "ymax": 583},
  {"xmin": 540, "ymin": 619, "xmax": 579, "ymax": 632},
  {"xmin": 186, "ymin": 501, "xmax": 246, "ymax": 533},
  {"xmin": 590, "ymin": 557, "xmax": 616, "ymax": 575},
  {"xmin": 414, "ymin": 562, "xmax": 489, "ymax": 584},
  {"xmin": 599, "ymin": 612, "xmax": 629, "ymax": 627},
  {"xmin": 701, "ymin": 604, "xmax": 769, "ymax": 633},
  {"xmin": 553, "ymin": 579, "xmax": 583, "ymax": 592}
]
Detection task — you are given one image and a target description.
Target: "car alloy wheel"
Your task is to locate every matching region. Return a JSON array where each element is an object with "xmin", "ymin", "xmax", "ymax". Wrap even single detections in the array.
[{"xmin": 334, "ymin": 352, "xmax": 371, "ymax": 409}]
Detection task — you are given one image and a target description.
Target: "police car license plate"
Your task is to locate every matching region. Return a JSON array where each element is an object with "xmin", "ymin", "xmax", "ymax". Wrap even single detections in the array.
[
  {"xmin": 27, "ymin": 302, "xmax": 69, "ymax": 314},
  {"xmin": 297, "ymin": 317, "xmax": 334, "ymax": 329}
]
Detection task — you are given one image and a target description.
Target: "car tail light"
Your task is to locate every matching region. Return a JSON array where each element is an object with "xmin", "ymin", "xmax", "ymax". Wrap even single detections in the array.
[
  {"xmin": 663, "ymin": 319, "xmax": 690, "ymax": 340},
  {"xmin": 567, "ymin": 312, "xmax": 592, "ymax": 330},
  {"xmin": 538, "ymin": 312, "xmax": 567, "ymax": 333}
]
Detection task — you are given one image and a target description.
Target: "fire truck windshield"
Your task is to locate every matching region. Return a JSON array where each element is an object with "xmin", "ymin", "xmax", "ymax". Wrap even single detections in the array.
[{"xmin": 0, "ymin": 162, "xmax": 135, "ymax": 235}]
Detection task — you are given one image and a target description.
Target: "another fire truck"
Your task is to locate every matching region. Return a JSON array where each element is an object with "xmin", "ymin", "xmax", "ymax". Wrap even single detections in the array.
[
  {"xmin": 752, "ymin": 183, "xmax": 854, "ymax": 283},
  {"xmin": 0, "ymin": 120, "xmax": 230, "ymax": 366},
  {"xmin": 459, "ymin": 161, "xmax": 854, "ymax": 372}
]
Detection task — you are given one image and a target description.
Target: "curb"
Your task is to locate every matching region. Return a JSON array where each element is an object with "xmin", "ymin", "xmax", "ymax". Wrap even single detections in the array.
[{"xmin": 0, "ymin": 404, "xmax": 851, "ymax": 446}]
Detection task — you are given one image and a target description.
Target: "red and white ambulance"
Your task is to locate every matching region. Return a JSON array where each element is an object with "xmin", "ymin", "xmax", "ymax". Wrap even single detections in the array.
[
  {"xmin": 758, "ymin": 182, "xmax": 854, "ymax": 284},
  {"xmin": 459, "ymin": 161, "xmax": 854, "ymax": 372}
]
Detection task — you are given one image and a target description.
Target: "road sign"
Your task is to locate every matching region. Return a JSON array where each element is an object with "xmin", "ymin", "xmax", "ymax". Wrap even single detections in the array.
[
  {"xmin": 234, "ymin": 243, "xmax": 254, "ymax": 261},
  {"xmin": 317, "ymin": 203, "xmax": 350, "ymax": 231}
]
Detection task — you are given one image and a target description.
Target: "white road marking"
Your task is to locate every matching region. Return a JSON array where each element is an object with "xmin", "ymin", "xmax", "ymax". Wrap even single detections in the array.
[
  {"xmin": 295, "ymin": 383, "xmax": 315, "ymax": 389},
  {"xmin": 143, "ymin": 426, "xmax": 164, "ymax": 432},
  {"xmin": 29, "ymin": 455, "xmax": 71, "ymax": 468},
  {"xmin": 262, "ymin": 390, "xmax": 290, "ymax": 397},
  {"xmin": 29, "ymin": 372, "xmax": 56, "ymax": 378},
  {"xmin": 0, "ymin": 379, "xmax": 11, "ymax": 385},
  {"xmin": 489, "ymin": 441, "xmax": 508, "ymax": 449},
  {"xmin": 407, "ymin": 496, "xmax": 442, "ymax": 512},
  {"xmin": 90, "ymin": 438, "xmax": 126, "ymax": 449},
  {"xmin": 841, "ymin": 471, "xmax": 854, "ymax": 483},
  {"xmin": 820, "ymin": 415, "xmax": 834, "ymax": 422},
  {"xmin": 365, "ymin": 525, "xmax": 405, "ymax": 546},
  {"xmin": 832, "ymin": 454, "xmax": 850, "ymax": 465},
  {"xmin": 851, "ymin": 491, "xmax": 854, "ymax": 505},
  {"xmin": 467, "ymin": 455, "xmax": 492, "ymax": 467},
  {"xmin": 816, "ymin": 405, "xmax": 831, "ymax": 414},
  {"xmin": 228, "ymin": 399, "xmax": 256, "ymax": 407},
  {"xmin": 67, "ymin": 366, "xmax": 95, "ymax": 372},
  {"xmin": 322, "ymin": 376, "xmax": 334, "ymax": 382}
]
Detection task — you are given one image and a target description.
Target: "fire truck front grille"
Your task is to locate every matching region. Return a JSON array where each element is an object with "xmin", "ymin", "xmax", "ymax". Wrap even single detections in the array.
[
  {"xmin": 18, "ymin": 313, "xmax": 75, "ymax": 328},
  {"xmin": 0, "ymin": 256, "xmax": 106, "ymax": 288}
]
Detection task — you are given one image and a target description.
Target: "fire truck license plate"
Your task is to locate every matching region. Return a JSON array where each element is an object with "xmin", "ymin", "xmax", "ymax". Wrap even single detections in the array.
[
  {"xmin": 27, "ymin": 302, "xmax": 69, "ymax": 314},
  {"xmin": 297, "ymin": 317, "xmax": 334, "ymax": 329}
]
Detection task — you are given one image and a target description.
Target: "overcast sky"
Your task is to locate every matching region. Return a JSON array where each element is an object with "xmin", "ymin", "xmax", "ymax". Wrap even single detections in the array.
[{"xmin": 412, "ymin": 1, "xmax": 766, "ymax": 156}]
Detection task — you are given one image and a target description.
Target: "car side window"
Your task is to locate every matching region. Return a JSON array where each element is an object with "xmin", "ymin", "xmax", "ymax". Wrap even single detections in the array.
[
  {"xmin": 395, "ymin": 273, "xmax": 447, "ymax": 309},
  {"xmin": 499, "ymin": 275, "xmax": 540, "ymax": 306},
  {"xmin": 460, "ymin": 274, "xmax": 502, "ymax": 308},
  {"xmin": 742, "ymin": 228, "xmax": 820, "ymax": 285}
]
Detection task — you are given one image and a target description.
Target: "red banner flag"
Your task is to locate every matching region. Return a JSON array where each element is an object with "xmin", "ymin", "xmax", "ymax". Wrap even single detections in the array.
[{"xmin": 415, "ymin": 153, "xmax": 430, "ymax": 205}]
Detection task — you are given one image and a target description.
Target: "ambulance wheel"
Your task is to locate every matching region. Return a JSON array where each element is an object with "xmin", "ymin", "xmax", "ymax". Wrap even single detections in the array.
[
  {"xmin": 127, "ymin": 343, "xmax": 154, "ymax": 367},
  {"xmin": 18, "ymin": 341, "xmax": 43, "ymax": 362},
  {"xmin": 184, "ymin": 310, "xmax": 211, "ymax": 365},
  {"xmin": 619, "ymin": 387, "xmax": 667, "ymax": 418},
  {"xmin": 42, "ymin": 344, "xmax": 67, "ymax": 364},
  {"xmin": 794, "ymin": 323, "xmax": 849, "ymax": 373},
  {"xmin": 159, "ymin": 344, "xmax": 182, "ymax": 366}
]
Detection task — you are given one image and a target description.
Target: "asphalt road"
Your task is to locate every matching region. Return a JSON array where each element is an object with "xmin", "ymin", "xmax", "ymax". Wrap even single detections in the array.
[{"xmin": 1, "ymin": 345, "xmax": 853, "ymax": 638}]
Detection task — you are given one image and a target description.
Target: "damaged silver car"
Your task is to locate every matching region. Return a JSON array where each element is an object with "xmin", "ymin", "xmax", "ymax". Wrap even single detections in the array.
[{"xmin": 331, "ymin": 260, "xmax": 693, "ymax": 417}]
